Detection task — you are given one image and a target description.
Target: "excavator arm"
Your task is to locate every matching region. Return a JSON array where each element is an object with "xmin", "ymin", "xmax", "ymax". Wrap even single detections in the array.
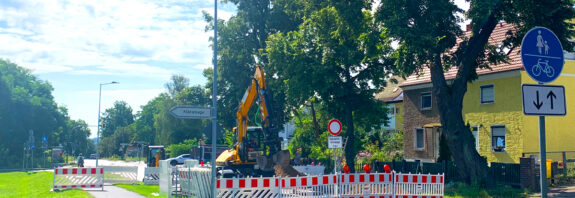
[{"xmin": 216, "ymin": 66, "xmax": 299, "ymax": 177}]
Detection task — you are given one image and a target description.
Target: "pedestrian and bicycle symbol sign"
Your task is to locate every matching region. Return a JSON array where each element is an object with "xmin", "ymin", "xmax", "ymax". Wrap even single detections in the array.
[
  {"xmin": 522, "ymin": 84, "xmax": 566, "ymax": 116},
  {"xmin": 521, "ymin": 27, "xmax": 564, "ymax": 83}
]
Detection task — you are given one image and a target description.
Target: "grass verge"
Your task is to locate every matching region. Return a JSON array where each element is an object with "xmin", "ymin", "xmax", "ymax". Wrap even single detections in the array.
[
  {"xmin": 0, "ymin": 171, "xmax": 91, "ymax": 198},
  {"xmin": 445, "ymin": 182, "xmax": 528, "ymax": 198},
  {"xmin": 115, "ymin": 182, "xmax": 160, "ymax": 198}
]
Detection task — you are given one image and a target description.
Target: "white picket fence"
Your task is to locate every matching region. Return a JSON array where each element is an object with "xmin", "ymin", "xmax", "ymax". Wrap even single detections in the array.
[{"xmin": 176, "ymin": 168, "xmax": 443, "ymax": 198}]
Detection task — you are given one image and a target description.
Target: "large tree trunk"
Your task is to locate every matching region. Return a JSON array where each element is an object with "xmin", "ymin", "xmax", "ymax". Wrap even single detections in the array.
[
  {"xmin": 344, "ymin": 99, "xmax": 356, "ymax": 173},
  {"xmin": 429, "ymin": 62, "xmax": 491, "ymax": 186}
]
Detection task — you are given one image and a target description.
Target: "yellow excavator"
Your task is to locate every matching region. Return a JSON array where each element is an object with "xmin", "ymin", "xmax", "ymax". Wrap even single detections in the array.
[{"xmin": 215, "ymin": 66, "xmax": 300, "ymax": 177}]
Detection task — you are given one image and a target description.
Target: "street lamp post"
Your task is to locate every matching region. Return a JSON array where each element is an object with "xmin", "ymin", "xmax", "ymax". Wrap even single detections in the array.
[{"xmin": 96, "ymin": 81, "xmax": 118, "ymax": 167}]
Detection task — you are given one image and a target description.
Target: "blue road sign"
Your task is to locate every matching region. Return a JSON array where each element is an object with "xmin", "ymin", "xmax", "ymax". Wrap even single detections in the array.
[{"xmin": 521, "ymin": 27, "xmax": 564, "ymax": 83}]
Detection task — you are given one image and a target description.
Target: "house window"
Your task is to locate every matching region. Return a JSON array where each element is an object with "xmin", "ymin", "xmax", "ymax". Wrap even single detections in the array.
[
  {"xmin": 396, "ymin": 107, "xmax": 400, "ymax": 114},
  {"xmin": 491, "ymin": 125, "xmax": 505, "ymax": 152},
  {"xmin": 421, "ymin": 92, "xmax": 432, "ymax": 110},
  {"xmin": 389, "ymin": 105, "xmax": 395, "ymax": 115},
  {"xmin": 415, "ymin": 128, "xmax": 424, "ymax": 149},
  {"xmin": 481, "ymin": 85, "xmax": 494, "ymax": 104},
  {"xmin": 471, "ymin": 126, "xmax": 479, "ymax": 152}
]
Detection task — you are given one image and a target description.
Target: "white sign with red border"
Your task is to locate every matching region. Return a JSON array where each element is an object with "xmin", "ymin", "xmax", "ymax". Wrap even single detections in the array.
[{"xmin": 328, "ymin": 119, "xmax": 342, "ymax": 136}]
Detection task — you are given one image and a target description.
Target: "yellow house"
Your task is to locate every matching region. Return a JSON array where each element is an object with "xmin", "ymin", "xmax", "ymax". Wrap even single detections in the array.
[{"xmin": 401, "ymin": 22, "xmax": 575, "ymax": 163}]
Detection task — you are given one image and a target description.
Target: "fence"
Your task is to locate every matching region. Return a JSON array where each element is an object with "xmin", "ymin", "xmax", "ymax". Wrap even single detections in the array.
[
  {"xmin": 102, "ymin": 166, "xmax": 138, "ymax": 184},
  {"xmin": 356, "ymin": 160, "xmax": 459, "ymax": 183},
  {"xmin": 177, "ymin": 168, "xmax": 443, "ymax": 198},
  {"xmin": 52, "ymin": 167, "xmax": 104, "ymax": 191},
  {"xmin": 144, "ymin": 167, "xmax": 160, "ymax": 185},
  {"xmin": 490, "ymin": 162, "xmax": 521, "ymax": 187}
]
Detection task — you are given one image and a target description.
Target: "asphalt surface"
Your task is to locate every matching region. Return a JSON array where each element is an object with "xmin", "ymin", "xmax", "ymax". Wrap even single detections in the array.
[
  {"xmin": 530, "ymin": 185, "xmax": 575, "ymax": 197},
  {"xmin": 86, "ymin": 185, "xmax": 146, "ymax": 198}
]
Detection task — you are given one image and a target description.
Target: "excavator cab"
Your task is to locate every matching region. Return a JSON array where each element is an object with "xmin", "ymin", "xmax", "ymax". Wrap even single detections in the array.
[{"xmin": 243, "ymin": 127, "xmax": 264, "ymax": 162}]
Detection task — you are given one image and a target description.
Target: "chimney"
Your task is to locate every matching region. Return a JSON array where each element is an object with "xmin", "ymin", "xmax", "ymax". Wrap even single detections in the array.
[{"xmin": 466, "ymin": 24, "xmax": 472, "ymax": 32}]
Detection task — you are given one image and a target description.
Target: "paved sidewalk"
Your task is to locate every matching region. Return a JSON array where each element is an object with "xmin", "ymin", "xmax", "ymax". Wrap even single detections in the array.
[
  {"xmin": 86, "ymin": 185, "xmax": 145, "ymax": 198},
  {"xmin": 530, "ymin": 184, "xmax": 575, "ymax": 197}
]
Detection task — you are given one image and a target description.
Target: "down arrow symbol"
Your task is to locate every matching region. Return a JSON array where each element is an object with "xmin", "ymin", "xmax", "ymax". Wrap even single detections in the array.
[{"xmin": 533, "ymin": 91, "xmax": 543, "ymax": 110}]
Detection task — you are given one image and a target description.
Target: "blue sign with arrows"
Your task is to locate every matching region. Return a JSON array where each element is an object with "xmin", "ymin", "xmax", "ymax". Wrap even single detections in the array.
[{"xmin": 521, "ymin": 27, "xmax": 564, "ymax": 83}]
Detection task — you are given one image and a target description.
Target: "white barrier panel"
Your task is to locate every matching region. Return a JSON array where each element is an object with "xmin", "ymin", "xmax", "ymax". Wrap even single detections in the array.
[
  {"xmin": 102, "ymin": 166, "xmax": 138, "ymax": 184},
  {"xmin": 217, "ymin": 176, "xmax": 281, "ymax": 197},
  {"xmin": 339, "ymin": 173, "xmax": 394, "ymax": 198},
  {"xmin": 293, "ymin": 165, "xmax": 326, "ymax": 176},
  {"xmin": 159, "ymin": 161, "xmax": 172, "ymax": 198},
  {"xmin": 180, "ymin": 167, "xmax": 212, "ymax": 197},
  {"xmin": 53, "ymin": 167, "xmax": 103, "ymax": 191},
  {"xmin": 278, "ymin": 174, "xmax": 339, "ymax": 197},
  {"xmin": 394, "ymin": 173, "xmax": 444, "ymax": 198},
  {"xmin": 144, "ymin": 167, "xmax": 160, "ymax": 185}
]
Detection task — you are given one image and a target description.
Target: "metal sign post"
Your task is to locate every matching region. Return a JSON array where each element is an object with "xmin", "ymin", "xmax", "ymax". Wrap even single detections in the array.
[{"xmin": 521, "ymin": 27, "xmax": 566, "ymax": 198}]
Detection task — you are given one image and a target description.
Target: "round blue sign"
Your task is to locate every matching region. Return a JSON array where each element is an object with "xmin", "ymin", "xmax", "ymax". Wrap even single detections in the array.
[{"xmin": 521, "ymin": 27, "xmax": 564, "ymax": 83}]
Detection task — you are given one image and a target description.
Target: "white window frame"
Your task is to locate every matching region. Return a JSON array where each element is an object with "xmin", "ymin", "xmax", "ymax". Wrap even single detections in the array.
[
  {"xmin": 414, "ymin": 128, "xmax": 425, "ymax": 150},
  {"xmin": 480, "ymin": 84, "xmax": 495, "ymax": 104},
  {"xmin": 491, "ymin": 125, "xmax": 506, "ymax": 152},
  {"xmin": 420, "ymin": 92, "xmax": 432, "ymax": 110},
  {"xmin": 471, "ymin": 125, "xmax": 479, "ymax": 152}
]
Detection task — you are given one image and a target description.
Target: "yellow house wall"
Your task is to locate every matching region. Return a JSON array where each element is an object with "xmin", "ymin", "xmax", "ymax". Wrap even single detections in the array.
[
  {"xmin": 395, "ymin": 102, "xmax": 404, "ymax": 132},
  {"xmin": 522, "ymin": 60, "xmax": 575, "ymax": 161},
  {"xmin": 462, "ymin": 72, "xmax": 523, "ymax": 163}
]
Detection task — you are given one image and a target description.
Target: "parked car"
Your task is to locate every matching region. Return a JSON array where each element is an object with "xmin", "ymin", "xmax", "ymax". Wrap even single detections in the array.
[
  {"xmin": 167, "ymin": 154, "xmax": 193, "ymax": 165},
  {"xmin": 89, "ymin": 154, "xmax": 96, "ymax": 159}
]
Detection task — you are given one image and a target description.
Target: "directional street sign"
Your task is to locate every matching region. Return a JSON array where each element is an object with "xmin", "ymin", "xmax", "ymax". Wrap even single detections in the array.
[
  {"xmin": 169, "ymin": 105, "xmax": 212, "ymax": 119},
  {"xmin": 521, "ymin": 27, "xmax": 564, "ymax": 83},
  {"xmin": 328, "ymin": 136, "xmax": 343, "ymax": 149},
  {"xmin": 522, "ymin": 84, "xmax": 566, "ymax": 116}
]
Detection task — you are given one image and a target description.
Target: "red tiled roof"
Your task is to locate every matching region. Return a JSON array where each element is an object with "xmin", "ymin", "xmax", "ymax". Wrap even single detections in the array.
[{"xmin": 400, "ymin": 23, "xmax": 523, "ymax": 87}]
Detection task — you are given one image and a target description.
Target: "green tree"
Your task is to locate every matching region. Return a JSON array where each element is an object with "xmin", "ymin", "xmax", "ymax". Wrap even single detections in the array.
[
  {"xmin": 165, "ymin": 75, "xmax": 190, "ymax": 98},
  {"xmin": 203, "ymin": 0, "xmax": 302, "ymax": 132},
  {"xmin": 377, "ymin": 0, "xmax": 575, "ymax": 184},
  {"xmin": 100, "ymin": 101, "xmax": 134, "ymax": 138},
  {"xmin": 266, "ymin": 2, "xmax": 392, "ymax": 172},
  {"xmin": 63, "ymin": 119, "xmax": 93, "ymax": 157},
  {"xmin": 0, "ymin": 59, "xmax": 70, "ymax": 168}
]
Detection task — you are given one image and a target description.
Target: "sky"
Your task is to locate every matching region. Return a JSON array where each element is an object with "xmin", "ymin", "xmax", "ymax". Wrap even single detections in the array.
[
  {"xmin": 0, "ymin": 0, "xmax": 236, "ymax": 137},
  {"xmin": 0, "ymin": 0, "xmax": 469, "ymax": 138}
]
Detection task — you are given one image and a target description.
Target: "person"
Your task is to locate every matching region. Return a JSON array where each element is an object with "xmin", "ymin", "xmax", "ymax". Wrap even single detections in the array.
[{"xmin": 77, "ymin": 153, "xmax": 84, "ymax": 167}]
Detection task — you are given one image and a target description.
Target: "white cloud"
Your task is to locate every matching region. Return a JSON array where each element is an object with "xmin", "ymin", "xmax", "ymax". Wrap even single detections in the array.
[{"xmin": 0, "ymin": 0, "xmax": 236, "ymax": 77}]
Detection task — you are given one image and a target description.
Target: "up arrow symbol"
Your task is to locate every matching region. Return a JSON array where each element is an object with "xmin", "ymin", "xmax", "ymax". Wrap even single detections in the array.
[
  {"xmin": 547, "ymin": 91, "xmax": 557, "ymax": 109},
  {"xmin": 533, "ymin": 91, "xmax": 543, "ymax": 110}
]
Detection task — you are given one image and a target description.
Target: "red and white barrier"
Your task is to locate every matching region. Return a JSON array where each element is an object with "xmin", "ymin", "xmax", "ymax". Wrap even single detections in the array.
[
  {"xmin": 179, "ymin": 170, "xmax": 443, "ymax": 197},
  {"xmin": 339, "ymin": 173, "xmax": 394, "ymax": 198},
  {"xmin": 394, "ymin": 173, "xmax": 444, "ymax": 198},
  {"xmin": 52, "ymin": 167, "xmax": 104, "ymax": 191}
]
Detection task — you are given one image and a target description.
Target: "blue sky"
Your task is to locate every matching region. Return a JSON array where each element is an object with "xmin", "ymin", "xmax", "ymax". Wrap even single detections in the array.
[{"xmin": 0, "ymin": 0, "xmax": 236, "ymax": 137}]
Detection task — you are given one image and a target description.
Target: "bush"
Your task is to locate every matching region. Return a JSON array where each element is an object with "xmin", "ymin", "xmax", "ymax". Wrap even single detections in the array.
[{"xmin": 166, "ymin": 139, "xmax": 198, "ymax": 158}]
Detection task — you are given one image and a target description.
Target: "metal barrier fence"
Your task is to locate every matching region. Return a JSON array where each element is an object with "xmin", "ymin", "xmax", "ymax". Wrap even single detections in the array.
[
  {"xmin": 144, "ymin": 167, "xmax": 160, "ymax": 185},
  {"xmin": 102, "ymin": 166, "xmax": 138, "ymax": 184},
  {"xmin": 178, "ymin": 168, "xmax": 443, "ymax": 198},
  {"xmin": 52, "ymin": 167, "xmax": 104, "ymax": 191}
]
